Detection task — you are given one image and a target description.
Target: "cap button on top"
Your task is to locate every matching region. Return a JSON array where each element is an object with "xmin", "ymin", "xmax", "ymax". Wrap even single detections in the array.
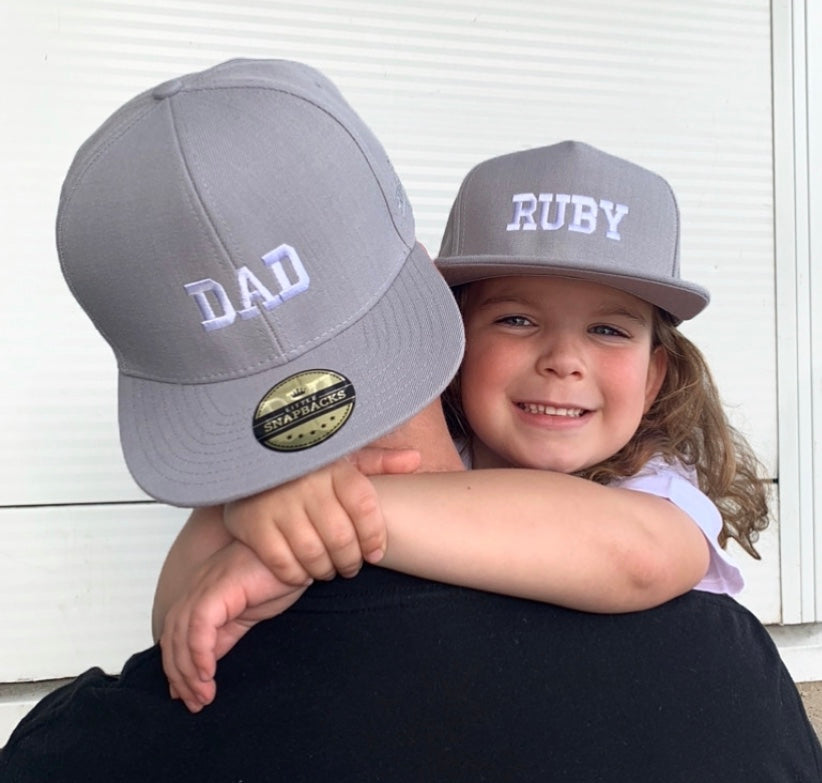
[{"xmin": 152, "ymin": 78, "xmax": 183, "ymax": 100}]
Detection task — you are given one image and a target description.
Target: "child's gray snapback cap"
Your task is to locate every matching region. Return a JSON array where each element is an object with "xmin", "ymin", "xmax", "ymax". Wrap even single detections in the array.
[
  {"xmin": 57, "ymin": 58, "xmax": 464, "ymax": 507},
  {"xmin": 436, "ymin": 140, "xmax": 709, "ymax": 322}
]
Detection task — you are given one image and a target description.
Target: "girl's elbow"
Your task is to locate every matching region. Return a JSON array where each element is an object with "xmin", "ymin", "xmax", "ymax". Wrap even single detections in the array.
[{"xmin": 619, "ymin": 545, "xmax": 705, "ymax": 610}]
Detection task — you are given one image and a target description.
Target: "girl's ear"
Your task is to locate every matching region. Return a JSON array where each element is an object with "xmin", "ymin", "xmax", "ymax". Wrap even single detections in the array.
[{"xmin": 644, "ymin": 345, "xmax": 668, "ymax": 412}]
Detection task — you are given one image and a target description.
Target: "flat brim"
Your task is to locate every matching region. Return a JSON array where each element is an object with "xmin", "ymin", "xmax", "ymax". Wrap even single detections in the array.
[
  {"xmin": 119, "ymin": 243, "xmax": 464, "ymax": 507},
  {"xmin": 436, "ymin": 256, "xmax": 710, "ymax": 323}
]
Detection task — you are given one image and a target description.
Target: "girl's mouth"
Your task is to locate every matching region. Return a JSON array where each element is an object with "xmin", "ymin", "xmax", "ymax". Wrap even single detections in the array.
[{"xmin": 516, "ymin": 402, "xmax": 586, "ymax": 418}]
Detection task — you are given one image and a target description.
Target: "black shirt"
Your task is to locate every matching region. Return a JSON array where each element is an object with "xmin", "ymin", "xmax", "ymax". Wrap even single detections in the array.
[{"xmin": 2, "ymin": 566, "xmax": 820, "ymax": 782}]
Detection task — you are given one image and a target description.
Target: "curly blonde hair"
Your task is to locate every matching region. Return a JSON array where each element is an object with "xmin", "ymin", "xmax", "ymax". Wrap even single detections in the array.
[{"xmin": 443, "ymin": 286, "xmax": 770, "ymax": 559}]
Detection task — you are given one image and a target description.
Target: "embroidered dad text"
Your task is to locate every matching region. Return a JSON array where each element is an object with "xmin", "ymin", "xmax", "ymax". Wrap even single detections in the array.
[{"xmin": 184, "ymin": 244, "xmax": 310, "ymax": 332}]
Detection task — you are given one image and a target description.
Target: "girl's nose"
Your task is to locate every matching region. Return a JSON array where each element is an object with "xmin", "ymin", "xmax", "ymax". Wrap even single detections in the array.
[{"xmin": 536, "ymin": 333, "xmax": 585, "ymax": 378}]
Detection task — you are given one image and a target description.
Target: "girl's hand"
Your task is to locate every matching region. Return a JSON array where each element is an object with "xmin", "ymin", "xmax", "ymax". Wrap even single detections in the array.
[
  {"xmin": 223, "ymin": 448, "xmax": 420, "ymax": 586},
  {"xmin": 160, "ymin": 540, "xmax": 307, "ymax": 713}
]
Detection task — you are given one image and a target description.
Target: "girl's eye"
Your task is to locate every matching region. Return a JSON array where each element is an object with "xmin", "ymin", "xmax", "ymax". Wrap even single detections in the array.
[
  {"xmin": 590, "ymin": 324, "xmax": 629, "ymax": 338},
  {"xmin": 495, "ymin": 315, "xmax": 534, "ymax": 327}
]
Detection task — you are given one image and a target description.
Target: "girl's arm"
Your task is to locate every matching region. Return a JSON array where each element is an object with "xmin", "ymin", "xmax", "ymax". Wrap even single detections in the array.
[
  {"xmin": 152, "ymin": 505, "xmax": 233, "ymax": 641},
  {"xmin": 154, "ymin": 506, "xmax": 308, "ymax": 712},
  {"xmin": 152, "ymin": 445, "xmax": 422, "ymax": 639},
  {"xmin": 160, "ymin": 463, "xmax": 709, "ymax": 707},
  {"xmin": 224, "ymin": 465, "xmax": 710, "ymax": 614},
  {"xmin": 371, "ymin": 469, "xmax": 710, "ymax": 612},
  {"xmin": 153, "ymin": 448, "xmax": 422, "ymax": 712}
]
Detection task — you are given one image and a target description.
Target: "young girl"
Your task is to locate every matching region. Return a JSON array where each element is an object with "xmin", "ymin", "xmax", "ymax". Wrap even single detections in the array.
[
  {"xmin": 158, "ymin": 141, "xmax": 769, "ymax": 710},
  {"xmin": 432, "ymin": 140, "xmax": 768, "ymax": 579}
]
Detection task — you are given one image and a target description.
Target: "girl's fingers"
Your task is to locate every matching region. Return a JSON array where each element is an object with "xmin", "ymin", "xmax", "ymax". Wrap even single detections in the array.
[
  {"xmin": 332, "ymin": 466, "xmax": 386, "ymax": 565},
  {"xmin": 162, "ymin": 581, "xmax": 224, "ymax": 712},
  {"xmin": 306, "ymin": 500, "xmax": 363, "ymax": 577},
  {"xmin": 275, "ymin": 507, "xmax": 339, "ymax": 581},
  {"xmin": 350, "ymin": 448, "xmax": 421, "ymax": 476},
  {"xmin": 241, "ymin": 522, "xmax": 315, "ymax": 586},
  {"xmin": 161, "ymin": 623, "xmax": 204, "ymax": 712}
]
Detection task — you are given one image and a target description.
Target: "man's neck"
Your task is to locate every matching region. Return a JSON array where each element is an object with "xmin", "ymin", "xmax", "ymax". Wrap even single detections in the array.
[{"xmin": 373, "ymin": 400, "xmax": 463, "ymax": 472}]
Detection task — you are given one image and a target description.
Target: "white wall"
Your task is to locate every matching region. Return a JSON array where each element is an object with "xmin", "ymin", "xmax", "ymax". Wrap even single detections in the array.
[{"xmin": 1, "ymin": 0, "xmax": 818, "ymax": 746}]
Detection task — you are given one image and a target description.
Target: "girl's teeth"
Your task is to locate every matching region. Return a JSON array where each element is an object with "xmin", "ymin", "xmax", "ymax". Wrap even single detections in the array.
[{"xmin": 519, "ymin": 403, "xmax": 583, "ymax": 417}]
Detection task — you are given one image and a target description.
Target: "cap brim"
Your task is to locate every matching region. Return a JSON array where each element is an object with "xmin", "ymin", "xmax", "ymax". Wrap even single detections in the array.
[
  {"xmin": 119, "ymin": 243, "xmax": 464, "ymax": 506},
  {"xmin": 436, "ymin": 256, "xmax": 709, "ymax": 322}
]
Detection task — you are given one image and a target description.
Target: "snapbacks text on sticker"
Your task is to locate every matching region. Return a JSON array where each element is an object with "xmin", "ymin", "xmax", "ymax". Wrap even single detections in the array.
[{"xmin": 253, "ymin": 370, "xmax": 355, "ymax": 452}]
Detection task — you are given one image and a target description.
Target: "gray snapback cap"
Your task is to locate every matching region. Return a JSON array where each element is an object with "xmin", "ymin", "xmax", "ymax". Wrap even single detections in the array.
[
  {"xmin": 436, "ymin": 140, "xmax": 709, "ymax": 322},
  {"xmin": 57, "ymin": 58, "xmax": 464, "ymax": 507}
]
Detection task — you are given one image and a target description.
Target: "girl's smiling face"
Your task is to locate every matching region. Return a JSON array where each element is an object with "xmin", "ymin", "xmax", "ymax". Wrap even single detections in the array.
[{"xmin": 459, "ymin": 275, "xmax": 667, "ymax": 473}]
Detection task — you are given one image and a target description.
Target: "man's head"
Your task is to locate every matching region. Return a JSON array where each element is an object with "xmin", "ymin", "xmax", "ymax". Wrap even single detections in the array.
[{"xmin": 56, "ymin": 58, "xmax": 464, "ymax": 506}]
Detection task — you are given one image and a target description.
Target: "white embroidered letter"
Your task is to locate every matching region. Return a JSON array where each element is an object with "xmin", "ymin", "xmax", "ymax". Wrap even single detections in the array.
[
  {"xmin": 184, "ymin": 279, "xmax": 237, "ymax": 332},
  {"xmin": 236, "ymin": 266, "xmax": 278, "ymax": 320},
  {"xmin": 568, "ymin": 195, "xmax": 598, "ymax": 235},
  {"xmin": 598, "ymin": 200, "xmax": 629, "ymax": 240},
  {"xmin": 507, "ymin": 193, "xmax": 539, "ymax": 231},
  {"xmin": 538, "ymin": 193, "xmax": 571, "ymax": 230},
  {"xmin": 262, "ymin": 244, "xmax": 310, "ymax": 305}
]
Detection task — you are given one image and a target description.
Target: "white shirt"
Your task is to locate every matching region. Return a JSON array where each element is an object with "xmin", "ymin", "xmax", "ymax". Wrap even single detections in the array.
[{"xmin": 610, "ymin": 456, "xmax": 744, "ymax": 595}]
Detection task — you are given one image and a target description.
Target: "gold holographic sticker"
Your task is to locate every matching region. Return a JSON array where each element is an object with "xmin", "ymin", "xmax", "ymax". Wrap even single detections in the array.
[{"xmin": 253, "ymin": 370, "xmax": 355, "ymax": 452}]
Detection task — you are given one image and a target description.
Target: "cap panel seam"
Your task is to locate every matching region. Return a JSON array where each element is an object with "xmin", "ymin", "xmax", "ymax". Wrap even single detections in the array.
[
  {"xmin": 56, "ymin": 99, "xmax": 162, "ymax": 360},
  {"xmin": 56, "ymin": 99, "xmax": 160, "ymax": 261},
  {"xmin": 166, "ymin": 92, "xmax": 288, "ymax": 362},
  {"xmin": 182, "ymin": 83, "xmax": 414, "ymax": 258}
]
